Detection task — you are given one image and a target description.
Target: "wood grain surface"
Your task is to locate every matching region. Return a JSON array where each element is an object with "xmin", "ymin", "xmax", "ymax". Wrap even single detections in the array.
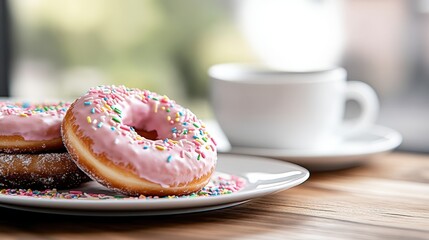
[{"xmin": 0, "ymin": 152, "xmax": 428, "ymax": 240}]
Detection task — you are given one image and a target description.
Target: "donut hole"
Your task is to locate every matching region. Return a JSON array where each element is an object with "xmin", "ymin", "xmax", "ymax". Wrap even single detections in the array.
[
  {"xmin": 135, "ymin": 129, "xmax": 158, "ymax": 141},
  {"xmin": 121, "ymin": 108, "xmax": 160, "ymax": 141}
]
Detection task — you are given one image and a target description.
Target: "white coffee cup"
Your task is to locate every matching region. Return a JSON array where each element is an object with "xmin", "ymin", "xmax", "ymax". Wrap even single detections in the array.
[{"xmin": 209, "ymin": 63, "xmax": 379, "ymax": 149}]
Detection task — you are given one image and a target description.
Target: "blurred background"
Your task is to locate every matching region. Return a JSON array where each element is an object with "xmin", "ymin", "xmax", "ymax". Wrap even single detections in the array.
[{"xmin": 0, "ymin": 0, "xmax": 428, "ymax": 152}]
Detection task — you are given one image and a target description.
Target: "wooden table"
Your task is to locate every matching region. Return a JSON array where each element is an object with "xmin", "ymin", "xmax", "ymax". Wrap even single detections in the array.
[{"xmin": 0, "ymin": 152, "xmax": 428, "ymax": 239}]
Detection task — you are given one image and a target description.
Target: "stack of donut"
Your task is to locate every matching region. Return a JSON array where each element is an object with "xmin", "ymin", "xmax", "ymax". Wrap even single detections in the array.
[
  {"xmin": 0, "ymin": 85, "xmax": 218, "ymax": 196},
  {"xmin": 0, "ymin": 102, "xmax": 89, "ymax": 189}
]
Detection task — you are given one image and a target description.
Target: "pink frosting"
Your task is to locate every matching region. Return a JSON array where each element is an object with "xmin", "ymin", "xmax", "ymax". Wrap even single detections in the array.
[
  {"xmin": 70, "ymin": 85, "xmax": 217, "ymax": 187},
  {"xmin": 0, "ymin": 102, "xmax": 70, "ymax": 141}
]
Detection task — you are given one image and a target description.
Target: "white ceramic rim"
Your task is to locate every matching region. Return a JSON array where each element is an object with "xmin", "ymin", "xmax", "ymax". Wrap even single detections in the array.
[{"xmin": 208, "ymin": 63, "xmax": 346, "ymax": 84}]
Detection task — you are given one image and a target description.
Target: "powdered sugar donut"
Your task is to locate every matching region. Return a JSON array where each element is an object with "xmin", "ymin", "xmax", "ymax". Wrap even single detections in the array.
[
  {"xmin": 0, "ymin": 152, "xmax": 90, "ymax": 189},
  {"xmin": 62, "ymin": 85, "xmax": 217, "ymax": 196},
  {"xmin": 0, "ymin": 102, "xmax": 70, "ymax": 153}
]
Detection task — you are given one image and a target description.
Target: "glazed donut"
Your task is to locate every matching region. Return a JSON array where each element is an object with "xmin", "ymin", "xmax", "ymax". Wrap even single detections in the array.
[
  {"xmin": 62, "ymin": 85, "xmax": 217, "ymax": 196},
  {"xmin": 0, "ymin": 102, "xmax": 70, "ymax": 153},
  {"xmin": 0, "ymin": 152, "xmax": 90, "ymax": 189}
]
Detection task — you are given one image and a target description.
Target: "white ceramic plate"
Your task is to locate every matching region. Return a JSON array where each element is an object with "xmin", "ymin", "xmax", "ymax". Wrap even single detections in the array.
[
  {"xmin": 205, "ymin": 121, "xmax": 402, "ymax": 171},
  {"xmin": 0, "ymin": 154, "xmax": 309, "ymax": 216}
]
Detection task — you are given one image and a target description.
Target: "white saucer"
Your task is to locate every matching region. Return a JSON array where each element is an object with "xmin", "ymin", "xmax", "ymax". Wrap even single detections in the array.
[
  {"xmin": 204, "ymin": 121, "xmax": 402, "ymax": 171},
  {"xmin": 0, "ymin": 154, "xmax": 309, "ymax": 216}
]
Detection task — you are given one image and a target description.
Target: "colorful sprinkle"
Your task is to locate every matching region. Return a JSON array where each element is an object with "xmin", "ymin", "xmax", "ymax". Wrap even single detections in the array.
[
  {"xmin": 0, "ymin": 175, "xmax": 245, "ymax": 200},
  {"xmin": 154, "ymin": 102, "xmax": 159, "ymax": 113},
  {"xmin": 113, "ymin": 107, "xmax": 122, "ymax": 114},
  {"xmin": 112, "ymin": 116, "xmax": 121, "ymax": 123},
  {"xmin": 155, "ymin": 145, "xmax": 165, "ymax": 151},
  {"xmin": 0, "ymin": 102, "xmax": 71, "ymax": 118}
]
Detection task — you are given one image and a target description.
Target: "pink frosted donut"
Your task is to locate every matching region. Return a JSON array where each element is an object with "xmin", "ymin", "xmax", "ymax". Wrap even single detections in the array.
[
  {"xmin": 0, "ymin": 101, "xmax": 70, "ymax": 153},
  {"xmin": 62, "ymin": 85, "xmax": 217, "ymax": 196}
]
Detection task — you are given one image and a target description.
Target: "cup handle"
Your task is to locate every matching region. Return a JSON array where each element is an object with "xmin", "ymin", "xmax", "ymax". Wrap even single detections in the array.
[{"xmin": 341, "ymin": 81, "xmax": 379, "ymax": 136}]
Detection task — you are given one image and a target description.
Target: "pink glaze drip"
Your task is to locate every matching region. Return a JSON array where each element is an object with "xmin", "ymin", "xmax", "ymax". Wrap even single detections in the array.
[
  {"xmin": 70, "ymin": 85, "xmax": 217, "ymax": 188},
  {"xmin": 0, "ymin": 102, "xmax": 70, "ymax": 141}
]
